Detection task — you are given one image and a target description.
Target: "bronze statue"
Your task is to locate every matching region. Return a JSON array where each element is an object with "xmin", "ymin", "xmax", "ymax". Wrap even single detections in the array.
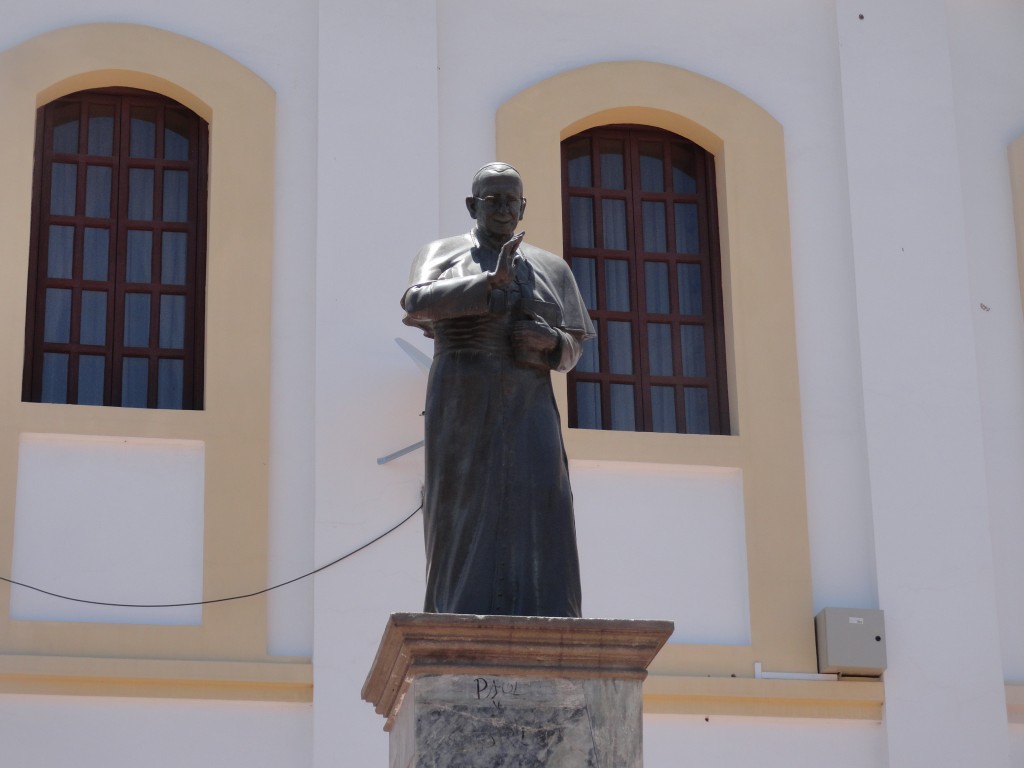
[{"xmin": 401, "ymin": 163, "xmax": 595, "ymax": 617}]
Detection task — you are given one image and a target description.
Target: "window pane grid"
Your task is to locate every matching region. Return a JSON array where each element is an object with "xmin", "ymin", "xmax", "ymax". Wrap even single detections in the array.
[
  {"xmin": 562, "ymin": 125, "xmax": 728, "ymax": 434},
  {"xmin": 25, "ymin": 88, "xmax": 205, "ymax": 410}
]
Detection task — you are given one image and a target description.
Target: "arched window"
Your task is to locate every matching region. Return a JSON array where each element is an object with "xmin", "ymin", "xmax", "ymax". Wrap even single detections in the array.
[
  {"xmin": 22, "ymin": 88, "xmax": 207, "ymax": 409},
  {"xmin": 561, "ymin": 125, "xmax": 728, "ymax": 434}
]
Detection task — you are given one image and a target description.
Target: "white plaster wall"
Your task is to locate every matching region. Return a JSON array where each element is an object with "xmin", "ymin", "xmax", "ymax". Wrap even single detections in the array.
[
  {"xmin": 0, "ymin": 695, "xmax": 312, "ymax": 768},
  {"xmin": 312, "ymin": 1, "xmax": 440, "ymax": 765},
  {"xmin": 572, "ymin": 461, "xmax": 750, "ymax": 645},
  {"xmin": 11, "ymin": 434, "xmax": 205, "ymax": 625},
  {"xmin": 0, "ymin": 0, "xmax": 319, "ymax": 656},
  {"xmin": 945, "ymin": 0, "xmax": 1024, "ymax": 682},
  {"xmin": 836, "ymin": 0, "xmax": 1010, "ymax": 764},
  {"xmin": 644, "ymin": 714, "xmax": 886, "ymax": 768}
]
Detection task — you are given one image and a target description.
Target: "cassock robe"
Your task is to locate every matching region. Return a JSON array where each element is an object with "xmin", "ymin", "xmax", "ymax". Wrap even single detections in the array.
[{"xmin": 401, "ymin": 231, "xmax": 595, "ymax": 617}]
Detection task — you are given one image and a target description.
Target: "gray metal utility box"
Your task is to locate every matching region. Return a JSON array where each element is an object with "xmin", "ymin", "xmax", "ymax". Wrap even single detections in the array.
[{"xmin": 815, "ymin": 607, "xmax": 886, "ymax": 676}]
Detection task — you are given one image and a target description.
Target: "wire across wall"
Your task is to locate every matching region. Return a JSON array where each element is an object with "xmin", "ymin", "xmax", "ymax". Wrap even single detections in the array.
[{"xmin": 0, "ymin": 503, "xmax": 422, "ymax": 609}]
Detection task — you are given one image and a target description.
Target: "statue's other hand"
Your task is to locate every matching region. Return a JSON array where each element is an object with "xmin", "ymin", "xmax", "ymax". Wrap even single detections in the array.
[
  {"xmin": 511, "ymin": 320, "xmax": 559, "ymax": 353},
  {"xmin": 489, "ymin": 231, "xmax": 525, "ymax": 288}
]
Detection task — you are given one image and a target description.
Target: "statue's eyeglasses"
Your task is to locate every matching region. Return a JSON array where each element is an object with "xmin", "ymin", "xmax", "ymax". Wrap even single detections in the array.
[{"xmin": 474, "ymin": 196, "xmax": 526, "ymax": 213}]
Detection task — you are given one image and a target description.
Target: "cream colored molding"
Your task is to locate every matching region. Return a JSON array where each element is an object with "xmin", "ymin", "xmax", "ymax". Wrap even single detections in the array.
[
  {"xmin": 644, "ymin": 674, "xmax": 884, "ymax": 721},
  {"xmin": 497, "ymin": 61, "xmax": 815, "ymax": 675},
  {"xmin": 1008, "ymin": 135, "xmax": 1024, "ymax": 318},
  {"xmin": 0, "ymin": 24, "xmax": 275, "ymax": 666},
  {"xmin": 0, "ymin": 655, "xmax": 311, "ymax": 703}
]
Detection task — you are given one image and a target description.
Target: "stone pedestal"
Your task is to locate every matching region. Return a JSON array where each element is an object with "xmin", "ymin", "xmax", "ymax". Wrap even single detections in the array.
[{"xmin": 362, "ymin": 613, "xmax": 673, "ymax": 768}]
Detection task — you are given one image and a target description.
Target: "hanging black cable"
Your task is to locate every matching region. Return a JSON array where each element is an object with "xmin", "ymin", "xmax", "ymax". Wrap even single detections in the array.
[{"xmin": 0, "ymin": 503, "xmax": 422, "ymax": 609}]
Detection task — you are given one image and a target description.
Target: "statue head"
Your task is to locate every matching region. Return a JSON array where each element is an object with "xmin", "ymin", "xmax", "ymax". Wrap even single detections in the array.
[{"xmin": 466, "ymin": 162, "xmax": 527, "ymax": 241}]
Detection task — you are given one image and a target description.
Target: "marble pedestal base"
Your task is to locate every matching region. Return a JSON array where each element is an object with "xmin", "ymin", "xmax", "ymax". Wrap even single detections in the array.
[{"xmin": 362, "ymin": 613, "xmax": 673, "ymax": 768}]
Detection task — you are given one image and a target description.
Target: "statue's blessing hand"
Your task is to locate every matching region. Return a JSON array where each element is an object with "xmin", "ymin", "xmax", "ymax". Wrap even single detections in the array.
[{"xmin": 489, "ymin": 231, "xmax": 525, "ymax": 288}]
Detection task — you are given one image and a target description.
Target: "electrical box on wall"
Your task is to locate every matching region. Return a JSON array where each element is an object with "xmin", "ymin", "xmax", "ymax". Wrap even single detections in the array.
[{"xmin": 815, "ymin": 607, "xmax": 886, "ymax": 676}]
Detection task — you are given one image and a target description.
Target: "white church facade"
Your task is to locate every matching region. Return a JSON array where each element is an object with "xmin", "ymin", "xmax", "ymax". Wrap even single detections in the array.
[{"xmin": 0, "ymin": 2, "xmax": 1023, "ymax": 765}]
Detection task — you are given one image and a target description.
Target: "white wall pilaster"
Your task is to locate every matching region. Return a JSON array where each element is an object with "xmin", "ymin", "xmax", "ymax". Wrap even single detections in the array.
[{"xmin": 837, "ymin": 1, "xmax": 1009, "ymax": 764}]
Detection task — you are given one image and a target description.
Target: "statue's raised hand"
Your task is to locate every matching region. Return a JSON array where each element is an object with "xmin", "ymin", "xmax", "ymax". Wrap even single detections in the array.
[{"xmin": 488, "ymin": 231, "xmax": 525, "ymax": 288}]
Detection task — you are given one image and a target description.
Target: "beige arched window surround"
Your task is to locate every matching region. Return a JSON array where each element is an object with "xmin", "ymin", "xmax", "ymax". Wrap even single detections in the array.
[
  {"xmin": 498, "ymin": 62, "xmax": 882, "ymax": 718},
  {"xmin": 0, "ymin": 24, "xmax": 309, "ymax": 701}
]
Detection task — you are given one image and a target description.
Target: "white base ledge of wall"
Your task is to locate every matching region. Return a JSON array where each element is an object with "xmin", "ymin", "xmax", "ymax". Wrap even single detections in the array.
[{"xmin": 754, "ymin": 661, "xmax": 839, "ymax": 681}]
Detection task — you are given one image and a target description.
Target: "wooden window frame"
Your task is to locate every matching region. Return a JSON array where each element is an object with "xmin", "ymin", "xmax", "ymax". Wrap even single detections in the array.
[
  {"xmin": 22, "ymin": 87, "xmax": 208, "ymax": 409},
  {"xmin": 561, "ymin": 125, "xmax": 729, "ymax": 434}
]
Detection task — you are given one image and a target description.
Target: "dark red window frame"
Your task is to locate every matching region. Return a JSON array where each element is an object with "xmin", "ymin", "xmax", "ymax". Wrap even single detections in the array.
[
  {"xmin": 22, "ymin": 88, "xmax": 207, "ymax": 409},
  {"xmin": 561, "ymin": 125, "xmax": 730, "ymax": 434}
]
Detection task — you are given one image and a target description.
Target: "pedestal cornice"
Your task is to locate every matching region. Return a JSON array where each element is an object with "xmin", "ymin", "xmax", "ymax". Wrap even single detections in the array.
[{"xmin": 362, "ymin": 613, "xmax": 673, "ymax": 730}]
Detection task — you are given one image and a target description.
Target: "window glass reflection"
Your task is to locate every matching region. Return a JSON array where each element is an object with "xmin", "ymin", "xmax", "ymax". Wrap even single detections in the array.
[
  {"xmin": 647, "ymin": 323, "xmax": 673, "ymax": 376},
  {"xmin": 651, "ymin": 386, "xmax": 677, "ymax": 433},
  {"xmin": 681, "ymin": 325, "xmax": 706, "ymax": 377},
  {"xmin": 44, "ymin": 288, "xmax": 72, "ymax": 343},
  {"xmin": 87, "ymin": 106, "xmax": 114, "ymax": 156},
  {"xmin": 121, "ymin": 358, "xmax": 148, "ymax": 407},
  {"xmin": 569, "ymin": 197, "xmax": 594, "ymax": 249},
  {"xmin": 642, "ymin": 202, "xmax": 666, "ymax": 253},
  {"xmin": 128, "ymin": 168, "xmax": 154, "ymax": 220},
  {"xmin": 83, "ymin": 228, "xmax": 109, "ymax": 281},
  {"xmin": 675, "ymin": 203, "xmax": 699, "ymax": 254},
  {"xmin": 127, "ymin": 231, "xmax": 153, "ymax": 283},
  {"xmin": 50, "ymin": 163, "xmax": 77, "ymax": 216},
  {"xmin": 161, "ymin": 232, "xmax": 188, "ymax": 285},
  {"xmin": 130, "ymin": 108, "xmax": 156, "ymax": 158},
  {"xmin": 571, "ymin": 257, "xmax": 597, "ymax": 310},
  {"xmin": 80, "ymin": 290, "xmax": 107, "ymax": 346},
  {"xmin": 164, "ymin": 109, "xmax": 191, "ymax": 161},
  {"xmin": 607, "ymin": 320, "xmax": 633, "ymax": 374},
  {"xmin": 678, "ymin": 264, "xmax": 703, "ymax": 316},
  {"xmin": 599, "ymin": 139, "xmax": 625, "ymax": 189},
  {"xmin": 124, "ymin": 293, "xmax": 151, "ymax": 347},
  {"xmin": 610, "ymin": 384, "xmax": 635, "ymax": 430},
  {"xmin": 158, "ymin": 359, "xmax": 184, "ymax": 409},
  {"xmin": 639, "ymin": 142, "xmax": 664, "ymax": 192},
  {"xmin": 163, "ymin": 170, "xmax": 189, "ymax": 222},
  {"xmin": 605, "ymin": 260, "xmax": 630, "ymax": 311},
  {"xmin": 85, "ymin": 165, "xmax": 112, "ymax": 218},
  {"xmin": 602, "ymin": 199, "xmax": 628, "ymax": 250},
  {"xmin": 684, "ymin": 387, "xmax": 711, "ymax": 434},
  {"xmin": 576, "ymin": 382, "xmax": 601, "ymax": 429},
  {"xmin": 645, "ymin": 262, "xmax": 670, "ymax": 313},
  {"xmin": 565, "ymin": 137, "xmax": 592, "ymax": 187},
  {"xmin": 672, "ymin": 144, "xmax": 697, "ymax": 194},
  {"xmin": 52, "ymin": 103, "xmax": 80, "ymax": 154},
  {"xmin": 47, "ymin": 225, "xmax": 74, "ymax": 279},
  {"xmin": 41, "ymin": 353, "xmax": 69, "ymax": 404},
  {"xmin": 159, "ymin": 295, "xmax": 186, "ymax": 349},
  {"xmin": 78, "ymin": 355, "xmax": 105, "ymax": 405}
]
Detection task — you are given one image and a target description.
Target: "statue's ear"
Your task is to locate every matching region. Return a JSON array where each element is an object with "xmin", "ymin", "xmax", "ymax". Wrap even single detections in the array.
[
  {"xmin": 465, "ymin": 196, "xmax": 478, "ymax": 220},
  {"xmin": 519, "ymin": 198, "xmax": 526, "ymax": 221}
]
